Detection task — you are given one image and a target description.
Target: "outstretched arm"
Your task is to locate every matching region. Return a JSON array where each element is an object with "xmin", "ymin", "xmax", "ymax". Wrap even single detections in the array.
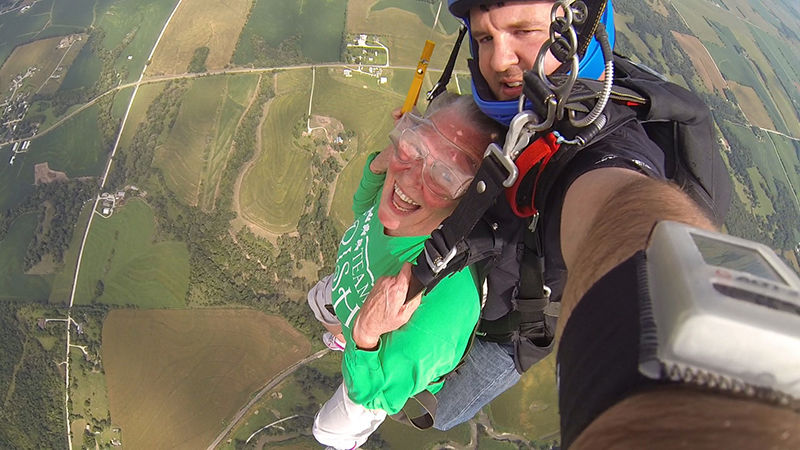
[{"xmin": 558, "ymin": 168, "xmax": 799, "ymax": 449}]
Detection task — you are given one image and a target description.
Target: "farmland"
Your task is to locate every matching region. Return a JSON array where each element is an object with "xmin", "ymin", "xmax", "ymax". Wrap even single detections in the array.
[
  {"xmin": 232, "ymin": 0, "xmax": 347, "ymax": 66},
  {"xmin": 74, "ymin": 199, "xmax": 189, "ymax": 308},
  {"xmin": 671, "ymin": 31, "xmax": 726, "ymax": 94},
  {"xmin": 0, "ymin": 34, "xmax": 87, "ymax": 95},
  {"xmin": 155, "ymin": 74, "xmax": 258, "ymax": 208},
  {"xmin": 491, "ymin": 355, "xmax": 560, "ymax": 442},
  {"xmin": 309, "ymin": 67, "xmax": 402, "ymax": 228},
  {"xmin": 102, "ymin": 308, "xmax": 310, "ymax": 449},
  {"xmin": 238, "ymin": 70, "xmax": 313, "ymax": 233},
  {"xmin": 147, "ymin": 0, "xmax": 250, "ymax": 75}
]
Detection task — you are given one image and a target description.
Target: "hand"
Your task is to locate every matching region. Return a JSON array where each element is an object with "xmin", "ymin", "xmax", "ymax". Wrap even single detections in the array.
[
  {"xmin": 369, "ymin": 147, "xmax": 391, "ymax": 174},
  {"xmin": 352, "ymin": 263, "xmax": 422, "ymax": 350}
]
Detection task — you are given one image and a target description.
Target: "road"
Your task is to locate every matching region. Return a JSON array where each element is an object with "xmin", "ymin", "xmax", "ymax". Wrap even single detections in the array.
[
  {"xmin": 62, "ymin": 1, "xmax": 186, "ymax": 448},
  {"xmin": 206, "ymin": 348, "xmax": 329, "ymax": 450}
]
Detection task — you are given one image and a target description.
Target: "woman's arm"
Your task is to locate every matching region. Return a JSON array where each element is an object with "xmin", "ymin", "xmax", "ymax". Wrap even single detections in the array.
[
  {"xmin": 352, "ymin": 151, "xmax": 389, "ymax": 216},
  {"xmin": 341, "ymin": 266, "xmax": 480, "ymax": 414}
]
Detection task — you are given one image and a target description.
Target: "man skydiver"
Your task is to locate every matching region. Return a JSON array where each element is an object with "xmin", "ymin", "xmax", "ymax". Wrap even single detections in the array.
[
  {"xmin": 429, "ymin": 0, "xmax": 673, "ymax": 431},
  {"xmin": 349, "ymin": 2, "xmax": 800, "ymax": 447}
]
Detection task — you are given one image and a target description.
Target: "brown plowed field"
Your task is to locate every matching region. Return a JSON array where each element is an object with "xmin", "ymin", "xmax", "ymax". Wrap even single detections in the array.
[
  {"xmin": 672, "ymin": 31, "xmax": 727, "ymax": 94},
  {"xmin": 102, "ymin": 309, "xmax": 310, "ymax": 449}
]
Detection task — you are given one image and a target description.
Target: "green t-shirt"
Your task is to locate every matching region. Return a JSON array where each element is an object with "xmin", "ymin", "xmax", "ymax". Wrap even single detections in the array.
[{"xmin": 333, "ymin": 157, "xmax": 480, "ymax": 414}]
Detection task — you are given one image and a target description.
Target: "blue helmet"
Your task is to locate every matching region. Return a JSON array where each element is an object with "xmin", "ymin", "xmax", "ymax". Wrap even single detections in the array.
[{"xmin": 447, "ymin": 0, "xmax": 616, "ymax": 126}]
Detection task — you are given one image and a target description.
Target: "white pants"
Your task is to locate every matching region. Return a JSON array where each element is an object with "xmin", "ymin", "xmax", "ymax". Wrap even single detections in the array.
[
  {"xmin": 307, "ymin": 274, "xmax": 339, "ymax": 327},
  {"xmin": 313, "ymin": 383, "xmax": 387, "ymax": 449}
]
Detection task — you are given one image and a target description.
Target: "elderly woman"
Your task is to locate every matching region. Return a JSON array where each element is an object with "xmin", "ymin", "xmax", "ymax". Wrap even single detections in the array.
[{"xmin": 308, "ymin": 93, "xmax": 501, "ymax": 449}]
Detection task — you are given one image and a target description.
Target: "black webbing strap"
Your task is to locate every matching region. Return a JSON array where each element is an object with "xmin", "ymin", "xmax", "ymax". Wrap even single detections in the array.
[
  {"xmin": 427, "ymin": 25, "xmax": 468, "ymax": 102},
  {"xmin": 409, "ymin": 145, "xmax": 520, "ymax": 299}
]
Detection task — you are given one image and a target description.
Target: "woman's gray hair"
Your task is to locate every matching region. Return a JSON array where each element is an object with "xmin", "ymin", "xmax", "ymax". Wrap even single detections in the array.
[{"xmin": 424, "ymin": 91, "xmax": 504, "ymax": 145}]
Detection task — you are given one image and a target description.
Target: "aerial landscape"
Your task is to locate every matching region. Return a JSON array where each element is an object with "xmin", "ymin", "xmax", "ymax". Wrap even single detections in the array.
[{"xmin": 0, "ymin": 0, "xmax": 798, "ymax": 448}]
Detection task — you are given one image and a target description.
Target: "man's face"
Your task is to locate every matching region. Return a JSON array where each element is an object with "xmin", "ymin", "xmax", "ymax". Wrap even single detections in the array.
[{"xmin": 470, "ymin": 1, "xmax": 560, "ymax": 101}]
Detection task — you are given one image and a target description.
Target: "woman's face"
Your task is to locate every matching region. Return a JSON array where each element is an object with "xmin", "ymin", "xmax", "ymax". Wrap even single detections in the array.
[{"xmin": 378, "ymin": 109, "xmax": 486, "ymax": 237}]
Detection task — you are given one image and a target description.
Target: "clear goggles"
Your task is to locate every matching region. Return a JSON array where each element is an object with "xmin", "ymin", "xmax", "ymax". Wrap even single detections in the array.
[{"xmin": 388, "ymin": 113, "xmax": 479, "ymax": 200}]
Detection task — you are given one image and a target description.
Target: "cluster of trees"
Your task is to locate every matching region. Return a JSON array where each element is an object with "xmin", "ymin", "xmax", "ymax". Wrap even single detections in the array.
[
  {"xmin": 245, "ymin": 35, "xmax": 308, "ymax": 68},
  {"xmin": 214, "ymin": 75, "xmax": 274, "ymax": 212},
  {"xmin": 614, "ymin": 0, "xmax": 697, "ymax": 89},
  {"xmin": 0, "ymin": 179, "xmax": 97, "ymax": 270},
  {"xmin": 187, "ymin": 46, "xmax": 210, "ymax": 73},
  {"xmin": 0, "ymin": 302, "xmax": 66, "ymax": 449},
  {"xmin": 107, "ymin": 81, "xmax": 188, "ymax": 190}
]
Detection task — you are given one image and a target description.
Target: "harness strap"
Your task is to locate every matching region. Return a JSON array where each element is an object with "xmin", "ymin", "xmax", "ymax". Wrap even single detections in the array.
[
  {"xmin": 410, "ymin": 147, "xmax": 517, "ymax": 297},
  {"xmin": 427, "ymin": 25, "xmax": 468, "ymax": 102}
]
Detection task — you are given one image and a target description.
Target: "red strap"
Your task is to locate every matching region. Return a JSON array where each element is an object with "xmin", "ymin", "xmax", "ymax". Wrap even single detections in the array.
[{"xmin": 505, "ymin": 133, "xmax": 560, "ymax": 218}]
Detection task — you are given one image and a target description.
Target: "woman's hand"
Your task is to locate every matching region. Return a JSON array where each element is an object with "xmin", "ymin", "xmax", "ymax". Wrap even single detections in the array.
[{"xmin": 352, "ymin": 263, "xmax": 422, "ymax": 350}]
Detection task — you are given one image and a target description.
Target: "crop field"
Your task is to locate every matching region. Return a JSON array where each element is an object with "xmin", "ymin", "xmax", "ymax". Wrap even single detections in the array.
[
  {"xmin": 52, "ymin": 0, "xmax": 95, "ymax": 28},
  {"xmin": 92, "ymin": 0, "xmax": 176, "ymax": 84},
  {"xmin": 0, "ymin": 0, "xmax": 59, "ymax": 67},
  {"xmin": 155, "ymin": 74, "xmax": 257, "ymax": 208},
  {"xmin": 102, "ymin": 308, "xmax": 310, "ymax": 449},
  {"xmin": 671, "ymin": 31, "xmax": 726, "ymax": 94},
  {"xmin": 0, "ymin": 213, "xmax": 53, "ymax": 302},
  {"xmin": 490, "ymin": 354, "xmax": 559, "ymax": 441},
  {"xmin": 232, "ymin": 0, "xmax": 346, "ymax": 65},
  {"xmin": 0, "ymin": 34, "xmax": 86, "ymax": 94},
  {"xmin": 728, "ymin": 81, "xmax": 776, "ymax": 130},
  {"xmin": 673, "ymin": 0, "xmax": 800, "ymax": 137},
  {"xmin": 767, "ymin": 133, "xmax": 800, "ymax": 200},
  {"xmin": 345, "ymin": 0, "xmax": 466, "ymax": 73},
  {"xmin": 147, "ymin": 0, "xmax": 250, "ymax": 75},
  {"xmin": 238, "ymin": 70, "xmax": 312, "ymax": 233},
  {"xmin": 372, "ymin": 0, "xmax": 462, "ymax": 35},
  {"xmin": 309, "ymin": 68, "xmax": 402, "ymax": 229},
  {"xmin": 74, "ymin": 199, "xmax": 189, "ymax": 307},
  {"xmin": 0, "ymin": 102, "xmax": 105, "ymax": 213},
  {"xmin": 57, "ymin": 36, "xmax": 102, "ymax": 92},
  {"xmin": 26, "ymin": 102, "xmax": 106, "ymax": 175},
  {"xmin": 614, "ymin": 11, "xmax": 651, "ymax": 58}
]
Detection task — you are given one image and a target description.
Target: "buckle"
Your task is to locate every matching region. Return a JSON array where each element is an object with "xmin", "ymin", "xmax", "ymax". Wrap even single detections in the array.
[{"xmin": 424, "ymin": 245, "xmax": 458, "ymax": 275}]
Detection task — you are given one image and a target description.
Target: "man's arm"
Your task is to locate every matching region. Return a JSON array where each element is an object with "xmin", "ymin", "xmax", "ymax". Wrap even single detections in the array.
[
  {"xmin": 558, "ymin": 167, "xmax": 713, "ymax": 335},
  {"xmin": 558, "ymin": 168, "xmax": 800, "ymax": 448}
]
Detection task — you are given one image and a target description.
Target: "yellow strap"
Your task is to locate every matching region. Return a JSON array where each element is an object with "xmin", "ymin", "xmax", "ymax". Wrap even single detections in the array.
[{"xmin": 401, "ymin": 40, "xmax": 435, "ymax": 113}]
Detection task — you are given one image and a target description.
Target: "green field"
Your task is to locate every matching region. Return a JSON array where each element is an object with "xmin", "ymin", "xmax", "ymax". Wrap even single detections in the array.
[
  {"xmin": 57, "ymin": 35, "xmax": 102, "ymax": 91},
  {"xmin": 308, "ymin": 68, "xmax": 402, "ymax": 229},
  {"xmin": 0, "ymin": 214, "xmax": 54, "ymax": 302},
  {"xmin": 673, "ymin": 0, "xmax": 799, "ymax": 136},
  {"xmin": 102, "ymin": 308, "xmax": 311, "ymax": 449},
  {"xmin": 155, "ymin": 74, "xmax": 257, "ymax": 209},
  {"xmin": 52, "ymin": 0, "xmax": 95, "ymax": 28},
  {"xmin": 490, "ymin": 354, "xmax": 559, "ymax": 441},
  {"xmin": 0, "ymin": 0, "xmax": 77, "ymax": 67},
  {"xmin": 73, "ymin": 198, "xmax": 189, "ymax": 307},
  {"xmin": 767, "ymin": 133, "xmax": 800, "ymax": 199},
  {"xmin": 239, "ymin": 70, "xmax": 313, "ymax": 233},
  {"xmin": 372, "ymin": 0, "xmax": 462, "ymax": 35},
  {"xmin": 232, "ymin": 0, "xmax": 346, "ymax": 65}
]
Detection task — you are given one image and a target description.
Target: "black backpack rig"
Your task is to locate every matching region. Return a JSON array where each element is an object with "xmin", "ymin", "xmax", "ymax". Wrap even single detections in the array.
[{"xmin": 390, "ymin": 2, "xmax": 732, "ymax": 429}]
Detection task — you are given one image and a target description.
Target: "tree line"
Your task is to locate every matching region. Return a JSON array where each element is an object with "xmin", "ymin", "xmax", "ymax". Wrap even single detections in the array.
[{"xmin": 0, "ymin": 178, "xmax": 97, "ymax": 271}]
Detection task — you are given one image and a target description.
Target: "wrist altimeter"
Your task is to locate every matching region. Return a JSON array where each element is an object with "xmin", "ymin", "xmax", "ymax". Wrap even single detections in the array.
[{"xmin": 641, "ymin": 221, "xmax": 800, "ymax": 409}]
